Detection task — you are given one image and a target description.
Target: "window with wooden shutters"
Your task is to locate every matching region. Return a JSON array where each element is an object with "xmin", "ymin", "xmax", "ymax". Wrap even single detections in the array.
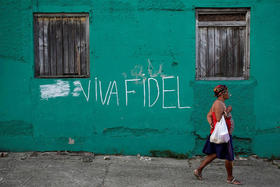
[
  {"xmin": 195, "ymin": 8, "xmax": 250, "ymax": 80},
  {"xmin": 33, "ymin": 13, "xmax": 89, "ymax": 78}
]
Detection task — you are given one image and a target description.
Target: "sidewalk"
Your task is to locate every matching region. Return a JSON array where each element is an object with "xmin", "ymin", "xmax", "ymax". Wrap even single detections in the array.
[{"xmin": 0, "ymin": 152, "xmax": 279, "ymax": 187}]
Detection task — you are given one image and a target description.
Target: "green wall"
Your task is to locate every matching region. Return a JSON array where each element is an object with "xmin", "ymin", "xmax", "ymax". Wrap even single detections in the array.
[{"xmin": 0, "ymin": 0, "xmax": 279, "ymax": 158}]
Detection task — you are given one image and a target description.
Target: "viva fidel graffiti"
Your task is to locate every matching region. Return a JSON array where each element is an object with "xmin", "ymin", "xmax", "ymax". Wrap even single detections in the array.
[
  {"xmin": 40, "ymin": 76, "xmax": 191, "ymax": 109},
  {"xmin": 40, "ymin": 59, "xmax": 191, "ymax": 109}
]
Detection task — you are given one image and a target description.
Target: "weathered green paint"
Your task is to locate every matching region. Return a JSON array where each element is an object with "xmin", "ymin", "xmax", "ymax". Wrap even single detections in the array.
[{"xmin": 0, "ymin": 0, "xmax": 280, "ymax": 158}]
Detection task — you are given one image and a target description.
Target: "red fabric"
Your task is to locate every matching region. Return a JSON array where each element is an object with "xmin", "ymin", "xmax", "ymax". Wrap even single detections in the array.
[
  {"xmin": 210, "ymin": 112, "xmax": 231, "ymax": 134},
  {"xmin": 225, "ymin": 117, "xmax": 232, "ymax": 131}
]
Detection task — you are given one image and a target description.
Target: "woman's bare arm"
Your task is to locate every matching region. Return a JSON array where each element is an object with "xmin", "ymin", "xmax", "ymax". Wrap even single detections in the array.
[
  {"xmin": 213, "ymin": 102, "xmax": 225, "ymax": 122},
  {"xmin": 207, "ymin": 109, "xmax": 213, "ymax": 128}
]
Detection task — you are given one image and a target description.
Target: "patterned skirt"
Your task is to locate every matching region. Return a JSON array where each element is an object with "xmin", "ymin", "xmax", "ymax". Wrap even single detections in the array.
[{"xmin": 202, "ymin": 134, "xmax": 234, "ymax": 161}]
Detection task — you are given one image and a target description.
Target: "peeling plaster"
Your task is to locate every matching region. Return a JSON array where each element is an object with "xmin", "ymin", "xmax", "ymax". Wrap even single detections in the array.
[
  {"xmin": 103, "ymin": 126, "xmax": 168, "ymax": 137},
  {"xmin": 68, "ymin": 137, "xmax": 75, "ymax": 144}
]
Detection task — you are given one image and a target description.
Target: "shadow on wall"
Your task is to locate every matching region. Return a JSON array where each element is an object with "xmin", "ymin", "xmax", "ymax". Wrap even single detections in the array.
[{"xmin": 190, "ymin": 79, "xmax": 257, "ymax": 155}]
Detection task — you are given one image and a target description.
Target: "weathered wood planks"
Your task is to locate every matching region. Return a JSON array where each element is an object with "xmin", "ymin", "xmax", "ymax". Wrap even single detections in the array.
[
  {"xmin": 195, "ymin": 8, "xmax": 250, "ymax": 80},
  {"xmin": 33, "ymin": 13, "xmax": 89, "ymax": 78}
]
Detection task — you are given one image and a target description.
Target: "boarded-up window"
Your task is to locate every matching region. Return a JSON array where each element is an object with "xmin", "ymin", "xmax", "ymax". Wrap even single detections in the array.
[
  {"xmin": 196, "ymin": 8, "xmax": 250, "ymax": 80},
  {"xmin": 33, "ymin": 13, "xmax": 90, "ymax": 78}
]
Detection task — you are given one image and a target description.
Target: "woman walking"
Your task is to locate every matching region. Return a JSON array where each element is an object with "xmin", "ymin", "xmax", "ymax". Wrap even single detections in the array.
[{"xmin": 194, "ymin": 85, "xmax": 241, "ymax": 185}]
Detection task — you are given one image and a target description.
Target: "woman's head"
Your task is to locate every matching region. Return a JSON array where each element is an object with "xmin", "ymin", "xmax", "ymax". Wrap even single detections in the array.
[{"xmin": 213, "ymin": 85, "xmax": 229, "ymax": 99}]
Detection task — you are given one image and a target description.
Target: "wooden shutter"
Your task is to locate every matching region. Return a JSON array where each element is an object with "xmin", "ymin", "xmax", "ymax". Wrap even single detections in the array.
[
  {"xmin": 195, "ymin": 8, "xmax": 250, "ymax": 80},
  {"xmin": 198, "ymin": 26, "xmax": 246, "ymax": 77},
  {"xmin": 34, "ymin": 13, "xmax": 89, "ymax": 78}
]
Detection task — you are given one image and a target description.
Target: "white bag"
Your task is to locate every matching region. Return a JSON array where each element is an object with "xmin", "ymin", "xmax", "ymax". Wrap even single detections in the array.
[{"xmin": 210, "ymin": 115, "xmax": 230, "ymax": 144}]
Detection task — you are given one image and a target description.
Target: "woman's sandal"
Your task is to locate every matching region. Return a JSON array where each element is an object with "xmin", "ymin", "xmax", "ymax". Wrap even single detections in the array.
[
  {"xmin": 227, "ymin": 177, "xmax": 242, "ymax": 185},
  {"xmin": 193, "ymin": 169, "xmax": 202, "ymax": 180}
]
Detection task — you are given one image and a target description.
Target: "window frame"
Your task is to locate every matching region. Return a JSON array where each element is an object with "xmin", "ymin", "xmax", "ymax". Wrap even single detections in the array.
[
  {"xmin": 195, "ymin": 8, "xmax": 250, "ymax": 80},
  {"xmin": 33, "ymin": 13, "xmax": 90, "ymax": 79}
]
